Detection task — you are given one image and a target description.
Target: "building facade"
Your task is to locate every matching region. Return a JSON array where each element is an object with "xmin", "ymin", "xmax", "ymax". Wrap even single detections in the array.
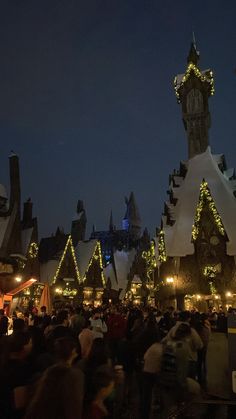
[{"xmin": 156, "ymin": 43, "xmax": 236, "ymax": 310}]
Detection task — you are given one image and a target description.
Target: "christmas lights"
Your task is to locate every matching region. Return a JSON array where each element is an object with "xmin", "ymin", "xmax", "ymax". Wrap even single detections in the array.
[
  {"xmin": 52, "ymin": 238, "xmax": 105, "ymax": 289},
  {"xmin": 192, "ymin": 181, "xmax": 225, "ymax": 241},
  {"xmin": 142, "ymin": 240, "xmax": 157, "ymax": 279},
  {"xmin": 83, "ymin": 241, "xmax": 106, "ymax": 287},
  {"xmin": 203, "ymin": 265, "xmax": 217, "ymax": 278},
  {"xmin": 158, "ymin": 230, "xmax": 167, "ymax": 263},
  {"xmin": 29, "ymin": 242, "xmax": 39, "ymax": 259},
  {"xmin": 174, "ymin": 63, "xmax": 214, "ymax": 102},
  {"xmin": 52, "ymin": 235, "xmax": 80, "ymax": 284}
]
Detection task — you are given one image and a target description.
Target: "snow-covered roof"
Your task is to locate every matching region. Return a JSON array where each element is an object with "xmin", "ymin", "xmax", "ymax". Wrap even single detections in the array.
[
  {"xmin": 0, "ymin": 184, "xmax": 7, "ymax": 199},
  {"xmin": 21, "ymin": 228, "xmax": 33, "ymax": 256},
  {"xmin": 113, "ymin": 249, "xmax": 136, "ymax": 298},
  {"xmin": 75, "ymin": 240, "xmax": 98, "ymax": 279},
  {"xmin": 40, "ymin": 260, "xmax": 60, "ymax": 284},
  {"xmin": 162, "ymin": 147, "xmax": 236, "ymax": 257},
  {"xmin": 104, "ymin": 263, "xmax": 119, "ymax": 291},
  {"xmin": 132, "ymin": 275, "xmax": 142, "ymax": 284},
  {"xmin": 0, "ymin": 216, "xmax": 10, "ymax": 248}
]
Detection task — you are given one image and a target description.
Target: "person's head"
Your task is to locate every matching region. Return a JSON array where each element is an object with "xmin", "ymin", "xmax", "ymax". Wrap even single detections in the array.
[
  {"xmin": 54, "ymin": 337, "xmax": 79, "ymax": 366},
  {"xmin": 200, "ymin": 313, "xmax": 209, "ymax": 322},
  {"xmin": 174, "ymin": 323, "xmax": 191, "ymax": 341},
  {"xmin": 89, "ymin": 366, "xmax": 115, "ymax": 403},
  {"xmin": 57, "ymin": 310, "xmax": 69, "ymax": 326},
  {"xmin": 40, "ymin": 306, "xmax": 47, "ymax": 316},
  {"xmin": 87, "ymin": 338, "xmax": 110, "ymax": 369},
  {"xmin": 13, "ymin": 317, "xmax": 26, "ymax": 332},
  {"xmin": 110, "ymin": 306, "xmax": 118, "ymax": 315},
  {"xmin": 24, "ymin": 364, "xmax": 83, "ymax": 419},
  {"xmin": 143, "ymin": 309, "xmax": 150, "ymax": 320},
  {"xmin": 93, "ymin": 309, "xmax": 100, "ymax": 320},
  {"xmin": 179, "ymin": 311, "xmax": 191, "ymax": 323},
  {"xmin": 9, "ymin": 331, "xmax": 33, "ymax": 359},
  {"xmin": 83, "ymin": 318, "xmax": 91, "ymax": 329}
]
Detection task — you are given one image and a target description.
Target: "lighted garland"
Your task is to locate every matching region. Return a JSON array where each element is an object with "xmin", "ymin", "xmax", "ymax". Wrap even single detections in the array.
[
  {"xmin": 174, "ymin": 62, "xmax": 214, "ymax": 102},
  {"xmin": 142, "ymin": 240, "xmax": 157, "ymax": 279},
  {"xmin": 203, "ymin": 265, "xmax": 217, "ymax": 278},
  {"xmin": 83, "ymin": 241, "xmax": 106, "ymax": 287},
  {"xmin": 158, "ymin": 230, "xmax": 167, "ymax": 263},
  {"xmin": 52, "ymin": 235, "xmax": 80, "ymax": 284},
  {"xmin": 192, "ymin": 181, "xmax": 225, "ymax": 241},
  {"xmin": 203, "ymin": 265, "xmax": 218, "ymax": 295},
  {"xmin": 29, "ymin": 242, "xmax": 39, "ymax": 259}
]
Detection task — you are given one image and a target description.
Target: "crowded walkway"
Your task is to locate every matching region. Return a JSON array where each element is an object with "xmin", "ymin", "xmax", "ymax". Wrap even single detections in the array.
[{"xmin": 0, "ymin": 304, "xmax": 234, "ymax": 419}]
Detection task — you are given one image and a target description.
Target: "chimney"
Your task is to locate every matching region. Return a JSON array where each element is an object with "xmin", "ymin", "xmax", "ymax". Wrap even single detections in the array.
[
  {"xmin": 9, "ymin": 152, "xmax": 21, "ymax": 213},
  {"xmin": 23, "ymin": 198, "xmax": 33, "ymax": 227}
]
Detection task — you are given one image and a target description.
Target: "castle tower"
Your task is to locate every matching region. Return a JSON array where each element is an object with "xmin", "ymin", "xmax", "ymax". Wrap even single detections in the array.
[
  {"xmin": 174, "ymin": 41, "xmax": 214, "ymax": 158},
  {"xmin": 122, "ymin": 192, "xmax": 141, "ymax": 239}
]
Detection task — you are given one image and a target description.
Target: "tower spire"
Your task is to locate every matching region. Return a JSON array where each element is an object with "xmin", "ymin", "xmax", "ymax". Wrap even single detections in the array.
[
  {"xmin": 109, "ymin": 210, "xmax": 114, "ymax": 232},
  {"xmin": 187, "ymin": 36, "xmax": 199, "ymax": 65},
  {"xmin": 174, "ymin": 42, "xmax": 214, "ymax": 159}
]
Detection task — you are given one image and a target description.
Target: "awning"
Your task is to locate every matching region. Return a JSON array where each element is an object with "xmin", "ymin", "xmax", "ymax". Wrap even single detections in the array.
[{"xmin": 6, "ymin": 278, "xmax": 37, "ymax": 296}]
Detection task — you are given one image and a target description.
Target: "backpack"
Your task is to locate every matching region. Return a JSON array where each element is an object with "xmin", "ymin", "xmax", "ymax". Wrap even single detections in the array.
[{"xmin": 160, "ymin": 340, "xmax": 188, "ymax": 392}]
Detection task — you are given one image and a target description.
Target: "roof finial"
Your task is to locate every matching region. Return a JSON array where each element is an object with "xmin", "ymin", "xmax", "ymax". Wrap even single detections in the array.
[
  {"xmin": 187, "ymin": 33, "xmax": 200, "ymax": 65},
  {"xmin": 192, "ymin": 30, "xmax": 196, "ymax": 47}
]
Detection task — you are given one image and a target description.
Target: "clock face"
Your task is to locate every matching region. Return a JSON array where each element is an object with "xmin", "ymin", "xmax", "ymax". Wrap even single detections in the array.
[{"xmin": 210, "ymin": 235, "xmax": 219, "ymax": 246}]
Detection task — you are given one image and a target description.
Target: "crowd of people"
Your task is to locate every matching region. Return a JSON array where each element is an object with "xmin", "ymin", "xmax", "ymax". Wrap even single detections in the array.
[{"xmin": 0, "ymin": 303, "xmax": 231, "ymax": 419}]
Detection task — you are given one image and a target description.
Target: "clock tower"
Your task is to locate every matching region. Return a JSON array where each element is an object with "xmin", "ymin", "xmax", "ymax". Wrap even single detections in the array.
[{"xmin": 174, "ymin": 42, "xmax": 214, "ymax": 159}]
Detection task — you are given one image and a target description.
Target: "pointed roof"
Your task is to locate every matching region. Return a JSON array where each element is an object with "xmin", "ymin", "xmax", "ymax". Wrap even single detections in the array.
[
  {"xmin": 162, "ymin": 147, "xmax": 236, "ymax": 257},
  {"xmin": 74, "ymin": 240, "xmax": 98, "ymax": 280},
  {"xmin": 187, "ymin": 41, "xmax": 200, "ymax": 65},
  {"xmin": 0, "ymin": 184, "xmax": 7, "ymax": 199},
  {"xmin": 174, "ymin": 42, "xmax": 214, "ymax": 103},
  {"xmin": 21, "ymin": 227, "xmax": 34, "ymax": 256},
  {"xmin": 109, "ymin": 210, "xmax": 114, "ymax": 231},
  {"xmin": 113, "ymin": 249, "xmax": 136, "ymax": 298},
  {"xmin": 40, "ymin": 259, "xmax": 60, "ymax": 284},
  {"xmin": 123, "ymin": 192, "xmax": 141, "ymax": 228},
  {"xmin": 104, "ymin": 262, "xmax": 119, "ymax": 291},
  {"xmin": 0, "ymin": 216, "xmax": 10, "ymax": 247}
]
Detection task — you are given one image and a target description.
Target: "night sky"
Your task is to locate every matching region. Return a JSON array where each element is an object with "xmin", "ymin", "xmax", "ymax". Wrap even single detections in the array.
[{"xmin": 0, "ymin": 1, "xmax": 235, "ymax": 239}]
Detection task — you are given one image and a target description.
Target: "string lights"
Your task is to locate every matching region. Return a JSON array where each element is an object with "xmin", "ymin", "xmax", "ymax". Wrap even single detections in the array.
[
  {"xmin": 53, "ymin": 238, "xmax": 105, "ymax": 288},
  {"xmin": 29, "ymin": 242, "xmax": 39, "ymax": 259},
  {"xmin": 203, "ymin": 265, "xmax": 217, "ymax": 278},
  {"xmin": 83, "ymin": 241, "xmax": 106, "ymax": 287},
  {"xmin": 192, "ymin": 181, "xmax": 225, "ymax": 241},
  {"xmin": 142, "ymin": 240, "xmax": 157, "ymax": 279},
  {"xmin": 158, "ymin": 230, "xmax": 167, "ymax": 263},
  {"xmin": 52, "ymin": 235, "xmax": 80, "ymax": 284},
  {"xmin": 174, "ymin": 63, "xmax": 214, "ymax": 102}
]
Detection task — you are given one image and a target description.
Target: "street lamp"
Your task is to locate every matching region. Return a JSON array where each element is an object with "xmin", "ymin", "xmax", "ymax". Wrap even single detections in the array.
[{"xmin": 166, "ymin": 277, "xmax": 174, "ymax": 284}]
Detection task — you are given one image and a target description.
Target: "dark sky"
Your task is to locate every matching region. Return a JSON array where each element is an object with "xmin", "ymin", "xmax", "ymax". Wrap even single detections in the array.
[{"xmin": 0, "ymin": 0, "xmax": 235, "ymax": 238}]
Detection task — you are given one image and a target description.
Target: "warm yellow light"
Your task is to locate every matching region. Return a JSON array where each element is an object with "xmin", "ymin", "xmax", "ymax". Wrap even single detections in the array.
[
  {"xmin": 192, "ymin": 181, "xmax": 225, "ymax": 241},
  {"xmin": 166, "ymin": 277, "xmax": 174, "ymax": 284},
  {"xmin": 15, "ymin": 276, "xmax": 22, "ymax": 282},
  {"xmin": 55, "ymin": 287, "xmax": 62, "ymax": 294},
  {"xmin": 226, "ymin": 291, "xmax": 232, "ymax": 297},
  {"xmin": 196, "ymin": 294, "xmax": 201, "ymax": 300}
]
